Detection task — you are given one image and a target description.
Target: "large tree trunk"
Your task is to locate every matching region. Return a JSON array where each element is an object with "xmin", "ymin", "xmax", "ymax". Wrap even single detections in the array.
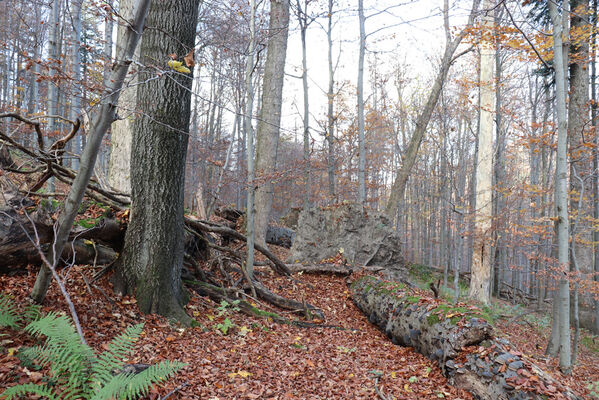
[
  {"xmin": 470, "ymin": 0, "xmax": 495, "ymax": 305},
  {"xmin": 352, "ymin": 277, "xmax": 582, "ymax": 400},
  {"xmin": 253, "ymin": 0, "xmax": 290, "ymax": 247},
  {"xmin": 114, "ymin": 0, "xmax": 200, "ymax": 324}
]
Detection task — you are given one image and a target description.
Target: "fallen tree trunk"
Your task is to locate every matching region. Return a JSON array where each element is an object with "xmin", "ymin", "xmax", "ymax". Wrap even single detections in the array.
[
  {"xmin": 351, "ymin": 276, "xmax": 582, "ymax": 400},
  {"xmin": 215, "ymin": 207, "xmax": 296, "ymax": 249},
  {"xmin": 287, "ymin": 263, "xmax": 385, "ymax": 275}
]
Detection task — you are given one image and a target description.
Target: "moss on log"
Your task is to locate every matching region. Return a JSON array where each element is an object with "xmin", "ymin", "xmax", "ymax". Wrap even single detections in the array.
[{"xmin": 351, "ymin": 276, "xmax": 582, "ymax": 400}]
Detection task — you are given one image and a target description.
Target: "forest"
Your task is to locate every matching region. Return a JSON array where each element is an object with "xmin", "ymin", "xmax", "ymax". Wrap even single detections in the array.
[{"xmin": 1, "ymin": 0, "xmax": 599, "ymax": 398}]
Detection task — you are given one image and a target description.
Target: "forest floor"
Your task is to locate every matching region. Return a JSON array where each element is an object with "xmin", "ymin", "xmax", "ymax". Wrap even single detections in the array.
[{"xmin": 1, "ymin": 250, "xmax": 598, "ymax": 399}]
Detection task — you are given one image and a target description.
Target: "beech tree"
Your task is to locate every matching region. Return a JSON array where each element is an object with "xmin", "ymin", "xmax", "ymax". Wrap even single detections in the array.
[
  {"xmin": 469, "ymin": 0, "xmax": 495, "ymax": 305},
  {"xmin": 547, "ymin": 0, "xmax": 571, "ymax": 373},
  {"xmin": 114, "ymin": 0, "xmax": 201, "ymax": 324},
  {"xmin": 254, "ymin": 0, "xmax": 291, "ymax": 247}
]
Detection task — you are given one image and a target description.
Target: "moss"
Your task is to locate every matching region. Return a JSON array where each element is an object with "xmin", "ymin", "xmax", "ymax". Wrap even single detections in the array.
[
  {"xmin": 408, "ymin": 263, "xmax": 435, "ymax": 284},
  {"xmin": 426, "ymin": 304, "xmax": 493, "ymax": 326},
  {"xmin": 405, "ymin": 296, "xmax": 420, "ymax": 304},
  {"xmin": 582, "ymin": 336, "xmax": 599, "ymax": 353}
]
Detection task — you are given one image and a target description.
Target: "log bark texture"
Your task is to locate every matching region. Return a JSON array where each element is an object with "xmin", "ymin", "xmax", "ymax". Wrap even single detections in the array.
[{"xmin": 351, "ymin": 276, "xmax": 582, "ymax": 400}]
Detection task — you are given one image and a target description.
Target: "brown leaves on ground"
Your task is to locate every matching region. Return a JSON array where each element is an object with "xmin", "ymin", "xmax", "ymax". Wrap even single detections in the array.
[{"xmin": 0, "ymin": 259, "xmax": 595, "ymax": 399}]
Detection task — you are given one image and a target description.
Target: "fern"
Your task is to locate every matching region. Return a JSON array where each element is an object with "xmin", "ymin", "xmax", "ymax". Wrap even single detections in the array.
[
  {"xmin": 92, "ymin": 324, "xmax": 144, "ymax": 387},
  {"xmin": 91, "ymin": 361, "xmax": 186, "ymax": 400},
  {"xmin": 1, "ymin": 313, "xmax": 186, "ymax": 400},
  {"xmin": 24, "ymin": 312, "xmax": 95, "ymax": 398},
  {"xmin": 0, "ymin": 294, "xmax": 20, "ymax": 328},
  {"xmin": 1, "ymin": 382, "xmax": 59, "ymax": 400}
]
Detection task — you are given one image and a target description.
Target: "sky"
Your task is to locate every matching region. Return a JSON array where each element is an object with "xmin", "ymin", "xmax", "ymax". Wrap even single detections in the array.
[{"xmin": 281, "ymin": 0, "xmax": 476, "ymax": 137}]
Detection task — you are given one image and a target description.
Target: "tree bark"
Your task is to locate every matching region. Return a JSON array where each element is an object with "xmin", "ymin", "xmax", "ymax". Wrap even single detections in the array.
[
  {"xmin": 253, "ymin": 0, "xmax": 290, "ymax": 247},
  {"xmin": 30, "ymin": 0, "xmax": 151, "ymax": 303},
  {"xmin": 113, "ymin": 0, "xmax": 200, "ymax": 324},
  {"xmin": 352, "ymin": 276, "xmax": 582, "ymax": 400},
  {"xmin": 107, "ymin": 0, "xmax": 139, "ymax": 194},
  {"xmin": 469, "ymin": 0, "xmax": 495, "ymax": 305},
  {"xmin": 357, "ymin": 0, "xmax": 366, "ymax": 204},
  {"xmin": 548, "ymin": 0, "xmax": 572, "ymax": 373},
  {"xmin": 326, "ymin": 0, "xmax": 336, "ymax": 200}
]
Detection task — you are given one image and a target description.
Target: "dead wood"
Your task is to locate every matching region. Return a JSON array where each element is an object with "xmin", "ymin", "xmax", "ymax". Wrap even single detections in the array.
[
  {"xmin": 185, "ymin": 218, "xmax": 292, "ymax": 276},
  {"xmin": 286, "ymin": 263, "xmax": 385, "ymax": 275},
  {"xmin": 351, "ymin": 276, "xmax": 582, "ymax": 400}
]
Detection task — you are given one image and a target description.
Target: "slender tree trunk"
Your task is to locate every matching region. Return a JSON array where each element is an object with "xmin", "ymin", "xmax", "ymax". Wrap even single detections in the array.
[
  {"xmin": 357, "ymin": 0, "xmax": 366, "ymax": 204},
  {"xmin": 243, "ymin": 6, "xmax": 257, "ymax": 270},
  {"xmin": 114, "ymin": 0, "xmax": 200, "ymax": 324},
  {"xmin": 326, "ymin": 0, "xmax": 336, "ymax": 200},
  {"xmin": 107, "ymin": 0, "xmax": 140, "ymax": 193},
  {"xmin": 592, "ymin": 0, "xmax": 599, "ymax": 334},
  {"xmin": 548, "ymin": 0, "xmax": 572, "ymax": 373},
  {"xmin": 469, "ymin": 0, "xmax": 495, "ymax": 304},
  {"xmin": 70, "ymin": 0, "xmax": 83, "ymax": 170},
  {"xmin": 298, "ymin": 0, "xmax": 311, "ymax": 209},
  {"xmin": 385, "ymin": 0, "xmax": 481, "ymax": 219},
  {"xmin": 31, "ymin": 0, "xmax": 151, "ymax": 303},
  {"xmin": 253, "ymin": 0, "xmax": 290, "ymax": 247}
]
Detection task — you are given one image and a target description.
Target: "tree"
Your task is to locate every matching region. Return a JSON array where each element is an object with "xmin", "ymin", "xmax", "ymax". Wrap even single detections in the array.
[
  {"xmin": 547, "ymin": 0, "xmax": 572, "ymax": 373},
  {"xmin": 30, "ymin": 0, "xmax": 151, "ymax": 303},
  {"xmin": 107, "ymin": 0, "xmax": 139, "ymax": 194},
  {"xmin": 113, "ymin": 0, "xmax": 201, "ymax": 324},
  {"xmin": 357, "ymin": 0, "xmax": 366, "ymax": 203},
  {"xmin": 385, "ymin": 0, "xmax": 481, "ymax": 219},
  {"xmin": 469, "ymin": 0, "xmax": 496, "ymax": 305},
  {"xmin": 244, "ymin": 0, "xmax": 258, "ymax": 283},
  {"xmin": 253, "ymin": 0, "xmax": 291, "ymax": 247},
  {"xmin": 326, "ymin": 0, "xmax": 336, "ymax": 200}
]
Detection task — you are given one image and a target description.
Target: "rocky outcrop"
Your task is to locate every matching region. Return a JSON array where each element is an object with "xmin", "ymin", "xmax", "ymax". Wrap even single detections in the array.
[{"xmin": 289, "ymin": 203, "xmax": 406, "ymax": 281}]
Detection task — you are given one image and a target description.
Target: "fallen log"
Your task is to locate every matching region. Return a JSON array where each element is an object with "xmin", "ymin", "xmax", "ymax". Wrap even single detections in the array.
[
  {"xmin": 351, "ymin": 276, "xmax": 582, "ymax": 400},
  {"xmin": 286, "ymin": 263, "xmax": 385, "ymax": 275},
  {"xmin": 215, "ymin": 206, "xmax": 296, "ymax": 249}
]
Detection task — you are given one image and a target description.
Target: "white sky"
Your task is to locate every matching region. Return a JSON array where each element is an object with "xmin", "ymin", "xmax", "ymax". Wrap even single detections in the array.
[{"xmin": 281, "ymin": 0, "xmax": 475, "ymax": 137}]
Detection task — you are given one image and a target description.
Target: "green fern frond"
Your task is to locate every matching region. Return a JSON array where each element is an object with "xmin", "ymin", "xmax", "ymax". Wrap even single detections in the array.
[
  {"xmin": 0, "ymin": 382, "xmax": 59, "ymax": 400},
  {"xmin": 24, "ymin": 313, "xmax": 95, "ymax": 396},
  {"xmin": 6, "ymin": 312, "xmax": 184, "ymax": 400},
  {"xmin": 93, "ymin": 324, "xmax": 144, "ymax": 386},
  {"xmin": 23, "ymin": 302, "xmax": 42, "ymax": 325},
  {"xmin": 91, "ymin": 361, "xmax": 186, "ymax": 400},
  {"xmin": 0, "ymin": 294, "xmax": 20, "ymax": 329}
]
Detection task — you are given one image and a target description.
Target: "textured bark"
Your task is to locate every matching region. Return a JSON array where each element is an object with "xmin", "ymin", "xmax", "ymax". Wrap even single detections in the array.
[
  {"xmin": 352, "ymin": 277, "xmax": 582, "ymax": 400},
  {"xmin": 592, "ymin": 0, "xmax": 599, "ymax": 334},
  {"xmin": 114, "ymin": 0, "xmax": 200, "ymax": 324},
  {"xmin": 253, "ymin": 0, "xmax": 290, "ymax": 247},
  {"xmin": 243, "ymin": 0, "xmax": 257, "ymax": 280},
  {"xmin": 107, "ymin": 0, "xmax": 139, "ymax": 194},
  {"xmin": 69, "ymin": 0, "xmax": 83, "ymax": 170},
  {"xmin": 470, "ymin": 0, "xmax": 495, "ymax": 304}
]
